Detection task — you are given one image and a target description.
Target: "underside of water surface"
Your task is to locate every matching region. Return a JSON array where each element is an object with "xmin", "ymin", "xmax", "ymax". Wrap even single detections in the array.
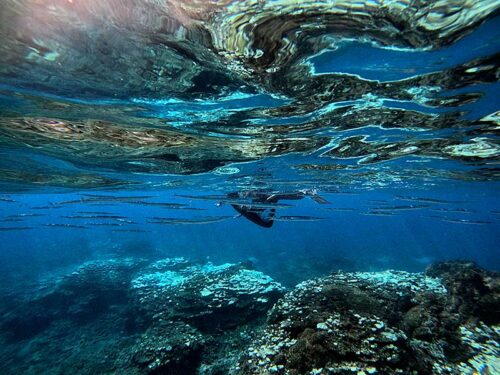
[{"xmin": 0, "ymin": 1, "xmax": 499, "ymax": 374}]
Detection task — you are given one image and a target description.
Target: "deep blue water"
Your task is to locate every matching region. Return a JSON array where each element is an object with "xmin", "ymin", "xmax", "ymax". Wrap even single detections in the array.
[{"xmin": 1, "ymin": 180, "xmax": 498, "ymax": 289}]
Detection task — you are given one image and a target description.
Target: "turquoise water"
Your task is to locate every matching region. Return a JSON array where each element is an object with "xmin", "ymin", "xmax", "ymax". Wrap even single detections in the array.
[{"xmin": 0, "ymin": 1, "xmax": 499, "ymax": 374}]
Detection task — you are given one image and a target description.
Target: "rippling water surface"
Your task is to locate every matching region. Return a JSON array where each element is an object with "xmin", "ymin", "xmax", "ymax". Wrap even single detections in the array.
[{"xmin": 0, "ymin": 0, "xmax": 498, "ymax": 185}]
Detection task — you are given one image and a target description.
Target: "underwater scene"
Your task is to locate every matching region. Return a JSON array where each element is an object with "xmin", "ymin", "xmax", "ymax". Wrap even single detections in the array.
[{"xmin": 0, "ymin": 1, "xmax": 499, "ymax": 374}]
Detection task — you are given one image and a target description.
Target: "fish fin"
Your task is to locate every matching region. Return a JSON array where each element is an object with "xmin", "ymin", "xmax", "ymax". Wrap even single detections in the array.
[{"xmin": 311, "ymin": 194, "xmax": 330, "ymax": 204}]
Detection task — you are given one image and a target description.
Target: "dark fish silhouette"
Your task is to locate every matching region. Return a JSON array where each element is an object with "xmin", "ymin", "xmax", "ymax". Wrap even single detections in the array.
[
  {"xmin": 322, "ymin": 207, "xmax": 356, "ymax": 211},
  {"xmin": 44, "ymin": 224, "xmax": 89, "ymax": 229},
  {"xmin": 0, "ymin": 218, "xmax": 24, "ymax": 222},
  {"xmin": 395, "ymin": 196, "xmax": 465, "ymax": 204},
  {"xmin": 431, "ymin": 208, "xmax": 475, "ymax": 213},
  {"xmin": 85, "ymin": 222, "xmax": 123, "ymax": 227},
  {"xmin": 371, "ymin": 205, "xmax": 430, "ymax": 211},
  {"xmin": 31, "ymin": 202, "xmax": 61, "ymax": 209},
  {"xmin": 441, "ymin": 218, "xmax": 492, "ymax": 225},
  {"xmin": 0, "ymin": 226, "xmax": 32, "ymax": 231},
  {"xmin": 8, "ymin": 213, "xmax": 44, "ymax": 218},
  {"xmin": 275, "ymin": 215, "xmax": 325, "ymax": 221},
  {"xmin": 148, "ymin": 216, "xmax": 233, "ymax": 225},
  {"xmin": 58, "ymin": 195, "xmax": 155, "ymax": 205},
  {"xmin": 112, "ymin": 229, "xmax": 152, "ymax": 233},
  {"xmin": 125, "ymin": 201, "xmax": 188, "ymax": 208},
  {"xmin": 175, "ymin": 194, "xmax": 227, "ymax": 201},
  {"xmin": 0, "ymin": 197, "xmax": 17, "ymax": 202},
  {"xmin": 79, "ymin": 194, "xmax": 155, "ymax": 200},
  {"xmin": 62, "ymin": 215, "xmax": 128, "ymax": 219},
  {"xmin": 361, "ymin": 211, "xmax": 397, "ymax": 216}
]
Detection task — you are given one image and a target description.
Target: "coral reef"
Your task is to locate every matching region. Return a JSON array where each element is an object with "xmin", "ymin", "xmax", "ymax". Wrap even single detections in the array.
[
  {"xmin": 239, "ymin": 261, "xmax": 499, "ymax": 374},
  {"xmin": 426, "ymin": 260, "xmax": 500, "ymax": 325},
  {"xmin": 131, "ymin": 258, "xmax": 285, "ymax": 331},
  {"xmin": 131, "ymin": 320, "xmax": 206, "ymax": 374},
  {"xmin": 0, "ymin": 257, "xmax": 284, "ymax": 374},
  {"xmin": 127, "ymin": 258, "xmax": 285, "ymax": 374},
  {"xmin": 0, "ymin": 259, "xmax": 497, "ymax": 374}
]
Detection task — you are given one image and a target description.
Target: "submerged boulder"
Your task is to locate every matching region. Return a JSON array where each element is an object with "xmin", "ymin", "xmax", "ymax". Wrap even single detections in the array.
[
  {"xmin": 126, "ymin": 257, "xmax": 286, "ymax": 373},
  {"xmin": 130, "ymin": 257, "xmax": 285, "ymax": 331},
  {"xmin": 0, "ymin": 257, "xmax": 143, "ymax": 341},
  {"xmin": 238, "ymin": 265, "xmax": 499, "ymax": 375},
  {"xmin": 425, "ymin": 260, "xmax": 500, "ymax": 325},
  {"xmin": 0, "ymin": 257, "xmax": 285, "ymax": 375}
]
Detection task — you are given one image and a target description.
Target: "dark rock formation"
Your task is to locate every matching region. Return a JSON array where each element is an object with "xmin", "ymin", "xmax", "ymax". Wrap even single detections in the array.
[
  {"xmin": 1, "ymin": 259, "xmax": 498, "ymax": 374},
  {"xmin": 426, "ymin": 260, "xmax": 500, "ymax": 326},
  {"xmin": 0, "ymin": 258, "xmax": 144, "ymax": 342},
  {"xmin": 0, "ymin": 257, "xmax": 285, "ymax": 374},
  {"xmin": 239, "ymin": 265, "xmax": 499, "ymax": 374},
  {"xmin": 130, "ymin": 257, "xmax": 285, "ymax": 332}
]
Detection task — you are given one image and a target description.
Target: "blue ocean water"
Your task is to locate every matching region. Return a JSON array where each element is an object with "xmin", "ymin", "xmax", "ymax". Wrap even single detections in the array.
[
  {"xmin": 0, "ymin": 1, "xmax": 499, "ymax": 374},
  {"xmin": 0, "ymin": 182, "xmax": 499, "ymax": 286}
]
